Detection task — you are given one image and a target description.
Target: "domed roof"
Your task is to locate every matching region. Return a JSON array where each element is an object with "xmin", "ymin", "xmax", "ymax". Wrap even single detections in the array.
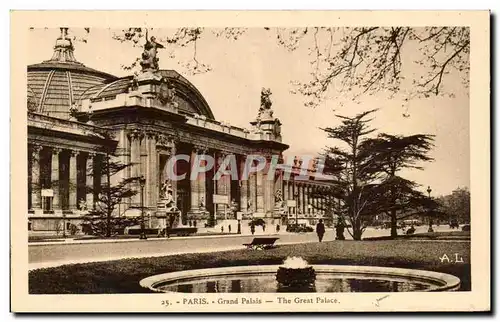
[
  {"xmin": 27, "ymin": 28, "xmax": 117, "ymax": 119},
  {"xmin": 79, "ymin": 70, "xmax": 216, "ymax": 120}
]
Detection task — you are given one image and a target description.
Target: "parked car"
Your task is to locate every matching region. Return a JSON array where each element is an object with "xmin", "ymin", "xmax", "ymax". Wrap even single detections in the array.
[{"xmin": 286, "ymin": 224, "xmax": 314, "ymax": 233}]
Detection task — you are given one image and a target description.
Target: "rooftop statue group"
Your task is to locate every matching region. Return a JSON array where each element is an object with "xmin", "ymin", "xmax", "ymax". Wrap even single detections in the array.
[
  {"xmin": 140, "ymin": 30, "xmax": 164, "ymax": 72},
  {"xmin": 133, "ymin": 31, "xmax": 178, "ymax": 108},
  {"xmin": 258, "ymin": 88, "xmax": 274, "ymax": 120}
]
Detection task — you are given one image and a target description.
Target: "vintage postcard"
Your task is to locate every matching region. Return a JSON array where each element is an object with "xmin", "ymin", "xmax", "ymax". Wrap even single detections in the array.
[{"xmin": 10, "ymin": 10, "xmax": 490, "ymax": 312}]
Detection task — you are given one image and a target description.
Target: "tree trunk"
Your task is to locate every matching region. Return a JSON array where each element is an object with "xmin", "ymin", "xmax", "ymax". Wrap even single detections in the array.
[
  {"xmin": 353, "ymin": 217, "xmax": 362, "ymax": 240},
  {"xmin": 390, "ymin": 210, "xmax": 398, "ymax": 238},
  {"xmin": 389, "ymin": 170, "xmax": 397, "ymax": 238}
]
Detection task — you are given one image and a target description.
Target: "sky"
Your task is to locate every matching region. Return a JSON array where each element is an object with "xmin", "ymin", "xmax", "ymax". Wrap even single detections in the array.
[{"xmin": 27, "ymin": 28, "xmax": 470, "ymax": 196}]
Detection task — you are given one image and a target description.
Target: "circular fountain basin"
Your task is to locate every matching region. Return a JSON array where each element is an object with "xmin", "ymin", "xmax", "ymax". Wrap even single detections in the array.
[{"xmin": 140, "ymin": 265, "xmax": 461, "ymax": 293}]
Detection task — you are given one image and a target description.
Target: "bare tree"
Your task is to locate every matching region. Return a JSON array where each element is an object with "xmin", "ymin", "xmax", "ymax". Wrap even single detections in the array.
[{"xmin": 47, "ymin": 26, "xmax": 468, "ymax": 110}]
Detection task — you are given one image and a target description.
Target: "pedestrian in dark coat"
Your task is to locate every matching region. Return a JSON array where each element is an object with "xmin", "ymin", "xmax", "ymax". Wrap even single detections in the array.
[
  {"xmin": 250, "ymin": 223, "xmax": 255, "ymax": 235},
  {"xmin": 335, "ymin": 221, "xmax": 345, "ymax": 240},
  {"xmin": 316, "ymin": 219, "xmax": 325, "ymax": 242}
]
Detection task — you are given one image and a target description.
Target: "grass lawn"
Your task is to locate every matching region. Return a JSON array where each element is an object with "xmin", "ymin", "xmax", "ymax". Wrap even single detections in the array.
[
  {"xmin": 28, "ymin": 232, "xmax": 237, "ymax": 243},
  {"xmin": 363, "ymin": 231, "xmax": 470, "ymax": 241},
  {"xmin": 29, "ymin": 240, "xmax": 470, "ymax": 294}
]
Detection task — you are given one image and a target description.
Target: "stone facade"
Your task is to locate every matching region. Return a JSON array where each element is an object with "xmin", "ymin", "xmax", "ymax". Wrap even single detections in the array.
[{"xmin": 26, "ymin": 28, "xmax": 335, "ymax": 235}]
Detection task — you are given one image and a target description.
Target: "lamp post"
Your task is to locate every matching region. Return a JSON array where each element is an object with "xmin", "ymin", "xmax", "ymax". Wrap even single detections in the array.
[
  {"xmin": 427, "ymin": 186, "xmax": 434, "ymax": 233},
  {"xmin": 294, "ymin": 189, "xmax": 299, "ymax": 225},
  {"xmin": 139, "ymin": 176, "xmax": 147, "ymax": 240}
]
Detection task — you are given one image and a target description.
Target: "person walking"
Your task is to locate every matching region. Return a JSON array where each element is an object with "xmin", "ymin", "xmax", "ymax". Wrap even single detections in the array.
[
  {"xmin": 221, "ymin": 226, "xmax": 224, "ymax": 233},
  {"xmin": 316, "ymin": 219, "xmax": 325, "ymax": 242},
  {"xmin": 263, "ymin": 224, "xmax": 266, "ymax": 232},
  {"xmin": 250, "ymin": 223, "xmax": 255, "ymax": 235},
  {"xmin": 276, "ymin": 224, "xmax": 280, "ymax": 233},
  {"xmin": 228, "ymin": 224, "xmax": 232, "ymax": 233},
  {"xmin": 335, "ymin": 220, "xmax": 345, "ymax": 240}
]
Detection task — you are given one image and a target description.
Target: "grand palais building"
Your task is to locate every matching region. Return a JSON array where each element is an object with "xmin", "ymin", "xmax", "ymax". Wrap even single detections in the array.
[{"xmin": 27, "ymin": 28, "xmax": 336, "ymax": 235}]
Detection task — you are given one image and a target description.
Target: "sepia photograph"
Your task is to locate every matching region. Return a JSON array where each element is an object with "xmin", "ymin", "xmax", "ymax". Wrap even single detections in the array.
[{"xmin": 10, "ymin": 10, "xmax": 490, "ymax": 312}]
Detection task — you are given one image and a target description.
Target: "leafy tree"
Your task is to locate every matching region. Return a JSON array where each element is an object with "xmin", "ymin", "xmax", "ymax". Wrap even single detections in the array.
[
  {"xmin": 320, "ymin": 109, "xmax": 382, "ymax": 240},
  {"xmin": 368, "ymin": 177, "xmax": 443, "ymax": 234},
  {"xmin": 436, "ymin": 187, "xmax": 471, "ymax": 224},
  {"xmin": 364, "ymin": 133, "xmax": 435, "ymax": 237},
  {"xmin": 83, "ymin": 131, "xmax": 142, "ymax": 237}
]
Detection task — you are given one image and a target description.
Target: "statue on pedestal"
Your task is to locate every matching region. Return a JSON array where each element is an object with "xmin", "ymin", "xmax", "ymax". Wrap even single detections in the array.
[
  {"xmin": 160, "ymin": 180, "xmax": 176, "ymax": 211},
  {"xmin": 79, "ymin": 198, "xmax": 87, "ymax": 211},
  {"xmin": 199, "ymin": 197, "xmax": 206, "ymax": 210},
  {"xmin": 140, "ymin": 30, "xmax": 164, "ymax": 72},
  {"xmin": 258, "ymin": 88, "xmax": 274, "ymax": 120},
  {"xmin": 274, "ymin": 189, "xmax": 283, "ymax": 207}
]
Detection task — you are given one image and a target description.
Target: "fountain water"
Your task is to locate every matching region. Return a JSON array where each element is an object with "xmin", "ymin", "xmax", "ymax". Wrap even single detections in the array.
[
  {"xmin": 276, "ymin": 257, "xmax": 316, "ymax": 290},
  {"xmin": 140, "ymin": 258, "xmax": 461, "ymax": 293}
]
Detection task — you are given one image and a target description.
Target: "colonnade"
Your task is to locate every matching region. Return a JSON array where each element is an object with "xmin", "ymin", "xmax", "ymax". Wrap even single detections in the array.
[
  {"xmin": 28, "ymin": 144, "xmax": 98, "ymax": 214},
  {"xmin": 281, "ymin": 180, "xmax": 334, "ymax": 216}
]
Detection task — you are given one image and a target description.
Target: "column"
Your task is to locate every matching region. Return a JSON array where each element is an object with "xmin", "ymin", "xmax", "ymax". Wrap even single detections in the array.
[
  {"xmin": 263, "ymin": 164, "xmax": 274, "ymax": 215},
  {"xmin": 169, "ymin": 142, "xmax": 177, "ymax": 205},
  {"xmin": 267, "ymin": 174, "xmax": 275, "ymax": 213},
  {"xmin": 140, "ymin": 131, "xmax": 148, "ymax": 206},
  {"xmin": 306, "ymin": 185, "xmax": 311, "ymax": 215},
  {"xmin": 198, "ymin": 147, "xmax": 207, "ymax": 212},
  {"xmin": 318, "ymin": 188, "xmax": 322, "ymax": 212},
  {"xmin": 311, "ymin": 186, "xmax": 315, "ymax": 214},
  {"xmin": 69, "ymin": 150, "xmax": 78, "ymax": 211},
  {"xmin": 316, "ymin": 188, "xmax": 320, "ymax": 214},
  {"xmin": 262, "ymin": 165, "xmax": 269, "ymax": 214},
  {"xmin": 216, "ymin": 151, "xmax": 228, "ymax": 214},
  {"xmin": 240, "ymin": 180, "xmax": 248, "ymax": 213},
  {"xmin": 256, "ymin": 169, "xmax": 264, "ymax": 214},
  {"xmin": 30, "ymin": 145, "xmax": 42, "ymax": 211},
  {"xmin": 119, "ymin": 129, "xmax": 131, "ymax": 206},
  {"xmin": 319, "ymin": 188, "xmax": 324, "ymax": 212},
  {"xmin": 51, "ymin": 148, "xmax": 61, "ymax": 213},
  {"xmin": 249, "ymin": 172, "xmax": 256, "ymax": 213},
  {"xmin": 282, "ymin": 180, "xmax": 287, "ymax": 202},
  {"xmin": 86, "ymin": 153, "xmax": 94, "ymax": 209},
  {"xmin": 145, "ymin": 132, "xmax": 157, "ymax": 207},
  {"xmin": 239, "ymin": 156, "xmax": 248, "ymax": 213},
  {"xmin": 129, "ymin": 130, "xmax": 142, "ymax": 206},
  {"xmin": 298, "ymin": 183, "xmax": 304, "ymax": 214},
  {"xmin": 307, "ymin": 185, "xmax": 311, "ymax": 215},
  {"xmin": 189, "ymin": 147, "xmax": 199, "ymax": 212}
]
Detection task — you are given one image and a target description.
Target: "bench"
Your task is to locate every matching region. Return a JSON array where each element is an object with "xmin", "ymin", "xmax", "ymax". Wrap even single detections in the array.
[{"xmin": 243, "ymin": 237, "xmax": 279, "ymax": 250}]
